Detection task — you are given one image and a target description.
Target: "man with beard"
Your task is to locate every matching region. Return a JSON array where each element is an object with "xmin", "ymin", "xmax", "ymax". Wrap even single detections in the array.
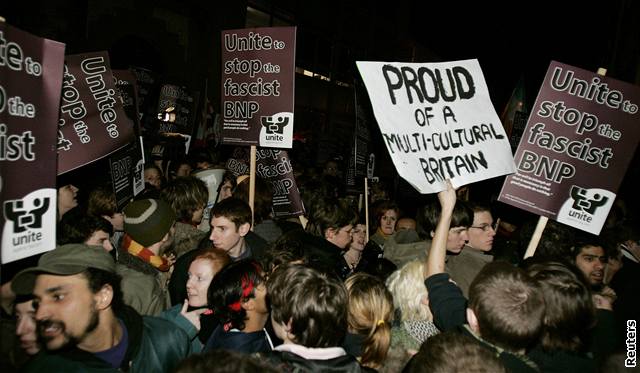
[
  {"xmin": 569, "ymin": 236, "xmax": 608, "ymax": 290},
  {"xmin": 11, "ymin": 244, "xmax": 190, "ymax": 372}
]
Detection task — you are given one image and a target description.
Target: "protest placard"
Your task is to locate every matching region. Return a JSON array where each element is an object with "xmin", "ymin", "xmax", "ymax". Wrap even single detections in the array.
[
  {"xmin": 221, "ymin": 27, "xmax": 296, "ymax": 148},
  {"xmin": 346, "ymin": 82, "xmax": 373, "ymax": 194},
  {"xmin": 57, "ymin": 52, "xmax": 135, "ymax": 174},
  {"xmin": 255, "ymin": 149, "xmax": 304, "ymax": 217},
  {"xmin": 356, "ymin": 59, "xmax": 515, "ymax": 194},
  {"xmin": 1, "ymin": 23, "xmax": 65, "ymax": 263},
  {"xmin": 156, "ymin": 83, "xmax": 199, "ymax": 138},
  {"xmin": 113, "ymin": 69, "xmax": 141, "ymax": 136},
  {"xmin": 108, "ymin": 144, "xmax": 144, "ymax": 211},
  {"xmin": 499, "ymin": 61, "xmax": 640, "ymax": 235}
]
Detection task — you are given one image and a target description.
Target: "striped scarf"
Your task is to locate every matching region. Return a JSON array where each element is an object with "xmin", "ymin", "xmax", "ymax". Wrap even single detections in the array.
[{"xmin": 122, "ymin": 234, "xmax": 170, "ymax": 272}]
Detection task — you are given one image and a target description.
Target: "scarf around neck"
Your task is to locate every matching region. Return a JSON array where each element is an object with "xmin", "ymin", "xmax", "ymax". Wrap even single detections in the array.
[{"xmin": 122, "ymin": 234, "xmax": 170, "ymax": 272}]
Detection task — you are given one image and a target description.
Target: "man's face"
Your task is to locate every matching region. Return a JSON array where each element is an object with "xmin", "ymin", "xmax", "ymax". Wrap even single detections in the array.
[
  {"xmin": 446, "ymin": 226, "xmax": 469, "ymax": 253},
  {"xmin": 467, "ymin": 211, "xmax": 496, "ymax": 252},
  {"xmin": 58, "ymin": 184, "xmax": 78, "ymax": 211},
  {"xmin": 575, "ymin": 245, "xmax": 606, "ymax": 286},
  {"xmin": 327, "ymin": 224, "xmax": 353, "ymax": 249},
  {"xmin": 15, "ymin": 300, "xmax": 40, "ymax": 355},
  {"xmin": 396, "ymin": 218, "xmax": 416, "ymax": 231},
  {"xmin": 85, "ymin": 230, "xmax": 113, "ymax": 252},
  {"xmin": 33, "ymin": 273, "xmax": 100, "ymax": 351},
  {"xmin": 209, "ymin": 216, "xmax": 247, "ymax": 258}
]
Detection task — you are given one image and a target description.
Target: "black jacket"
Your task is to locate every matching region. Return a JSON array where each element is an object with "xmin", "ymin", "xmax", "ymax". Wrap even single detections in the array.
[
  {"xmin": 424, "ymin": 273, "xmax": 539, "ymax": 373},
  {"xmin": 261, "ymin": 350, "xmax": 367, "ymax": 373},
  {"xmin": 23, "ymin": 305, "xmax": 190, "ymax": 372},
  {"xmin": 204, "ymin": 324, "xmax": 272, "ymax": 354}
]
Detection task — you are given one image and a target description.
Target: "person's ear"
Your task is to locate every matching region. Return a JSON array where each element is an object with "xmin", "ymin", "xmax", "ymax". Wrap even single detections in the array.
[
  {"xmin": 466, "ymin": 308, "xmax": 480, "ymax": 334},
  {"xmin": 430, "ymin": 230, "xmax": 435, "ymax": 238},
  {"xmin": 238, "ymin": 222, "xmax": 251, "ymax": 237},
  {"xmin": 95, "ymin": 284, "xmax": 114, "ymax": 311},
  {"xmin": 241, "ymin": 297, "xmax": 255, "ymax": 311},
  {"xmin": 285, "ymin": 318, "xmax": 296, "ymax": 340}
]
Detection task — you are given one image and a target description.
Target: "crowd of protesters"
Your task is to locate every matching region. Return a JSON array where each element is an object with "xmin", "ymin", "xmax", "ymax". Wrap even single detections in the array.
[{"xmin": 1, "ymin": 147, "xmax": 638, "ymax": 373}]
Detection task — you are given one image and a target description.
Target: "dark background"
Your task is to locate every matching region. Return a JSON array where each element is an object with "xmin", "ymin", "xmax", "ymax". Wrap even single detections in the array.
[{"xmin": 1, "ymin": 0, "xmax": 638, "ymax": 217}]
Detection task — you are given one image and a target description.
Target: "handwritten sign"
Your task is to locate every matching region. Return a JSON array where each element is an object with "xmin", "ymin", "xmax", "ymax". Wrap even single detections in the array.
[
  {"xmin": 1, "ymin": 23, "xmax": 65, "ymax": 263},
  {"xmin": 221, "ymin": 27, "xmax": 296, "ymax": 148},
  {"xmin": 356, "ymin": 59, "xmax": 514, "ymax": 193},
  {"xmin": 499, "ymin": 61, "xmax": 640, "ymax": 234}
]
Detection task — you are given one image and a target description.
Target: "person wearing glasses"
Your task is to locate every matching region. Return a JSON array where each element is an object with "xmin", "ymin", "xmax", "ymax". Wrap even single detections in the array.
[{"xmin": 446, "ymin": 202, "xmax": 496, "ymax": 297}]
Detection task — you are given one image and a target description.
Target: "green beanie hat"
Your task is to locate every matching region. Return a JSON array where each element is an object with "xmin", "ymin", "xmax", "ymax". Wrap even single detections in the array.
[{"xmin": 123, "ymin": 199, "xmax": 176, "ymax": 247}]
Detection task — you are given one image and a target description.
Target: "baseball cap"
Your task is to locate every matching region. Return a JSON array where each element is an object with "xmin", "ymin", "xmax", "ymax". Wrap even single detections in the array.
[{"xmin": 11, "ymin": 244, "xmax": 116, "ymax": 295}]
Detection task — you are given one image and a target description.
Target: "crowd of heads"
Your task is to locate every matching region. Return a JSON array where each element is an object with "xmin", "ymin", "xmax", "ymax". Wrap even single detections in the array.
[{"xmin": 2, "ymin": 150, "xmax": 637, "ymax": 373}]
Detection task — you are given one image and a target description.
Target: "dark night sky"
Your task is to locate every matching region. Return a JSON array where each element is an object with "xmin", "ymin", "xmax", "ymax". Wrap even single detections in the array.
[{"xmin": 409, "ymin": 0, "xmax": 637, "ymax": 109}]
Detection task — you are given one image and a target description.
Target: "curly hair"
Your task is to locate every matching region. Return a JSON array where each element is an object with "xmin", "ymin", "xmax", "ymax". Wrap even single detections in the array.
[{"xmin": 386, "ymin": 259, "xmax": 433, "ymax": 322}]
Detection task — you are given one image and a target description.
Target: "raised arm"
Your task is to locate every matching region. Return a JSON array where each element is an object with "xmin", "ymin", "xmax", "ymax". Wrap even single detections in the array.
[
  {"xmin": 425, "ymin": 180, "xmax": 457, "ymax": 278},
  {"xmin": 423, "ymin": 180, "xmax": 468, "ymax": 331}
]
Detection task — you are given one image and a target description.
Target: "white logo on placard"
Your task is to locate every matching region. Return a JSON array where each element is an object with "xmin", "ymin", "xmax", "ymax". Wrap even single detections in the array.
[
  {"xmin": 557, "ymin": 185, "xmax": 614, "ymax": 234},
  {"xmin": 259, "ymin": 112, "xmax": 293, "ymax": 147}
]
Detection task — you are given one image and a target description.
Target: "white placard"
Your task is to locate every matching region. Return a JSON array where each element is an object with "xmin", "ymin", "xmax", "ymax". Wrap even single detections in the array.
[{"xmin": 356, "ymin": 59, "xmax": 515, "ymax": 193}]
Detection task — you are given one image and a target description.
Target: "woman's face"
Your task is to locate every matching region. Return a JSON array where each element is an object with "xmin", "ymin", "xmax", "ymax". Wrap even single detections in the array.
[
  {"xmin": 348, "ymin": 224, "xmax": 367, "ymax": 251},
  {"xmin": 186, "ymin": 259, "xmax": 216, "ymax": 307},
  {"xmin": 379, "ymin": 209, "xmax": 398, "ymax": 236}
]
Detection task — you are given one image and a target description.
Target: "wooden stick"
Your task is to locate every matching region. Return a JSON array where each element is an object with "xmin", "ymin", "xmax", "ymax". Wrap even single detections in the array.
[
  {"xmin": 249, "ymin": 145, "xmax": 257, "ymax": 230},
  {"xmin": 524, "ymin": 216, "xmax": 548, "ymax": 259},
  {"xmin": 364, "ymin": 177, "xmax": 370, "ymax": 242}
]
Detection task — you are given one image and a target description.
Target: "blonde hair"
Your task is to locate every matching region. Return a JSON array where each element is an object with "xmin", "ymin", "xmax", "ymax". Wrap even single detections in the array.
[
  {"xmin": 345, "ymin": 273, "xmax": 394, "ymax": 369},
  {"xmin": 385, "ymin": 259, "xmax": 433, "ymax": 322}
]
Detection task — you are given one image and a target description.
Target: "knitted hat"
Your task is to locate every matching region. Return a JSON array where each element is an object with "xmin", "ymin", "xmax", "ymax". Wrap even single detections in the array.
[
  {"xmin": 11, "ymin": 244, "xmax": 116, "ymax": 295},
  {"xmin": 123, "ymin": 199, "xmax": 176, "ymax": 247}
]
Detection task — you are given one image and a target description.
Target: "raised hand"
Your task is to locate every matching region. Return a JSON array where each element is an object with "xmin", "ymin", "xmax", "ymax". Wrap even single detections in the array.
[{"xmin": 180, "ymin": 299, "xmax": 208, "ymax": 331}]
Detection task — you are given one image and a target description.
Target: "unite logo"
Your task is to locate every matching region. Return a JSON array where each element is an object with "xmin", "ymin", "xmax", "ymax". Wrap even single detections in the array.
[
  {"xmin": 261, "ymin": 115, "xmax": 288, "ymax": 136},
  {"xmin": 259, "ymin": 112, "xmax": 293, "ymax": 147},
  {"xmin": 556, "ymin": 185, "xmax": 614, "ymax": 234},
  {"xmin": 568, "ymin": 185, "xmax": 609, "ymax": 221}
]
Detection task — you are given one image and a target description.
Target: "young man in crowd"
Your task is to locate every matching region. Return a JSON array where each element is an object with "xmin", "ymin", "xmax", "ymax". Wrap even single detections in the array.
[
  {"xmin": 568, "ymin": 235, "xmax": 608, "ymax": 290},
  {"xmin": 446, "ymin": 202, "xmax": 496, "ymax": 297},
  {"xmin": 58, "ymin": 210, "xmax": 114, "ymax": 252},
  {"xmin": 420, "ymin": 196, "xmax": 473, "ymax": 255},
  {"xmin": 424, "ymin": 182, "xmax": 544, "ymax": 373},
  {"xmin": 11, "ymin": 244, "xmax": 190, "ymax": 372},
  {"xmin": 209, "ymin": 197, "xmax": 267, "ymax": 261},
  {"xmin": 261, "ymin": 263, "xmax": 365, "ymax": 371},
  {"xmin": 117, "ymin": 199, "xmax": 176, "ymax": 316},
  {"xmin": 87, "ymin": 186, "xmax": 125, "ymax": 251}
]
